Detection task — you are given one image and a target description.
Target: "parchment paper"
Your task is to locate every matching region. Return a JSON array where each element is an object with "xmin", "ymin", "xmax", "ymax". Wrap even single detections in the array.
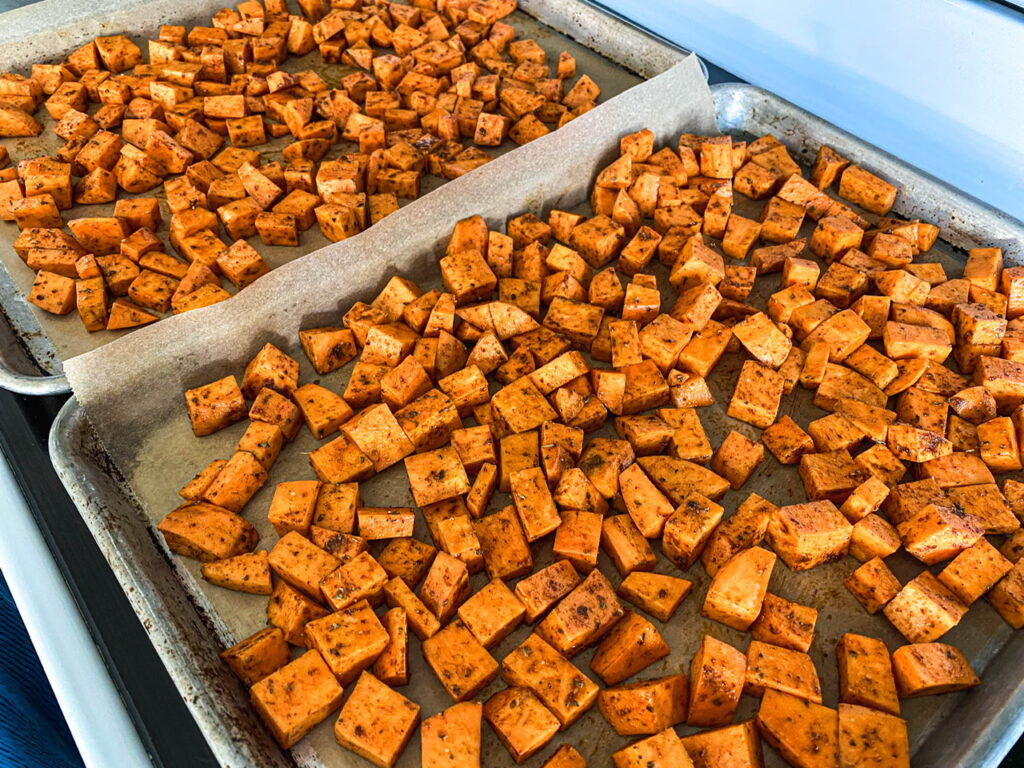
[
  {"xmin": 59, "ymin": 53, "xmax": 1018, "ymax": 768},
  {"xmin": 0, "ymin": 4, "xmax": 660, "ymax": 373}
]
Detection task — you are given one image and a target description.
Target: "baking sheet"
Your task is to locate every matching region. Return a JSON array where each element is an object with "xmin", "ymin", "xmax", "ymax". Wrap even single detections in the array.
[
  {"xmin": 0, "ymin": 0, "xmax": 681, "ymax": 393},
  {"xmin": 62, "ymin": 56, "xmax": 717, "ymax": 768},
  {"xmin": 54, "ymin": 75, "xmax": 1024, "ymax": 767}
]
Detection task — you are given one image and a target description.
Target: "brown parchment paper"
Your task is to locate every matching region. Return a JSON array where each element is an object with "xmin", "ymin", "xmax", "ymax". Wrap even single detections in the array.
[
  {"xmin": 61, "ymin": 53, "xmax": 1018, "ymax": 767},
  {"xmin": 0, "ymin": 4, "xmax": 664, "ymax": 373}
]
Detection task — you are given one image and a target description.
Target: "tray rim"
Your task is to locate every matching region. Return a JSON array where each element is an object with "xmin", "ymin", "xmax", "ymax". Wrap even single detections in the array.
[{"xmin": 50, "ymin": 83, "xmax": 1024, "ymax": 768}]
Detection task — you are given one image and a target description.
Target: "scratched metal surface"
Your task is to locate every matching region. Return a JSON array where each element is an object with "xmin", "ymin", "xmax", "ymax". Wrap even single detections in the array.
[
  {"xmin": 50, "ymin": 84, "xmax": 1024, "ymax": 768},
  {"xmin": 0, "ymin": 0, "xmax": 679, "ymax": 394}
]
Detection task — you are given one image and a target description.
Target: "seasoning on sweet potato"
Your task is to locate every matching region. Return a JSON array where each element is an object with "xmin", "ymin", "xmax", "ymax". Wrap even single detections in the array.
[
  {"xmin": 220, "ymin": 626, "xmax": 290, "ymax": 686},
  {"xmin": 157, "ymin": 502, "xmax": 257, "ymax": 562},
  {"xmin": 334, "ymin": 671, "xmax": 420, "ymax": 768},
  {"xmin": 836, "ymin": 633, "xmax": 900, "ymax": 716},
  {"xmin": 201, "ymin": 549, "xmax": 273, "ymax": 595},
  {"xmin": 250, "ymin": 650, "xmax": 344, "ymax": 749},
  {"xmin": 891, "ymin": 642, "xmax": 980, "ymax": 697},
  {"xmin": 501, "ymin": 632, "xmax": 599, "ymax": 730},
  {"xmin": 421, "ymin": 702, "xmax": 482, "ymax": 768},
  {"xmin": 422, "ymin": 620, "xmax": 499, "ymax": 703}
]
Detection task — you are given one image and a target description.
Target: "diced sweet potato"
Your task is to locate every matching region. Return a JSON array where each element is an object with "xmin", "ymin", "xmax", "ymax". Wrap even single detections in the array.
[
  {"xmin": 768, "ymin": 501, "xmax": 853, "ymax": 570},
  {"xmin": 612, "ymin": 728, "xmax": 693, "ymax": 768},
  {"xmin": 501, "ymin": 632, "xmax": 599, "ymax": 729},
  {"xmin": 334, "ymin": 671, "xmax": 420, "ymax": 768},
  {"xmin": 836, "ymin": 633, "xmax": 900, "ymax": 716},
  {"xmin": 201, "ymin": 550, "xmax": 273, "ymax": 594},
  {"xmin": 599, "ymin": 673, "xmax": 688, "ymax": 736},
  {"xmin": 756, "ymin": 690, "xmax": 837, "ymax": 768},
  {"xmin": 687, "ymin": 634, "xmax": 746, "ymax": 727},
  {"xmin": 838, "ymin": 704, "xmax": 910, "ymax": 768},
  {"xmin": 883, "ymin": 571, "xmax": 968, "ymax": 643},
  {"xmin": 891, "ymin": 642, "xmax": 979, "ymax": 697},
  {"xmin": 251, "ymin": 651, "xmax": 344, "ymax": 749}
]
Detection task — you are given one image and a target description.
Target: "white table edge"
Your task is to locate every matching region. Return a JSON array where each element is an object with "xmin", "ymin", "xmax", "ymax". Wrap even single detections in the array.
[{"xmin": 0, "ymin": 451, "xmax": 153, "ymax": 768}]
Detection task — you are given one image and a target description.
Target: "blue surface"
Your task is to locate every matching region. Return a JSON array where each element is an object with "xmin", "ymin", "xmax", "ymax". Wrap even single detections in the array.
[
  {"xmin": 599, "ymin": 0, "xmax": 1024, "ymax": 223},
  {"xmin": 0, "ymin": 572, "xmax": 82, "ymax": 768}
]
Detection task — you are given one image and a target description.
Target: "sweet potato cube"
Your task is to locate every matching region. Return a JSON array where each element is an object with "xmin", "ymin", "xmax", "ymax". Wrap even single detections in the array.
[
  {"xmin": 602, "ymin": 514, "xmax": 657, "ymax": 576},
  {"xmin": 421, "ymin": 620, "xmax": 499, "ymax": 703},
  {"xmin": 185, "ymin": 376, "xmax": 247, "ymax": 439},
  {"xmin": 440, "ymin": 249, "xmax": 496, "ymax": 305},
  {"xmin": 242, "ymin": 342, "xmax": 299, "ymax": 399},
  {"xmin": 750, "ymin": 594, "xmax": 817, "ymax": 653},
  {"xmin": 251, "ymin": 651, "xmax": 344, "ymax": 749},
  {"xmin": 612, "ymin": 728, "xmax": 693, "ymax": 768},
  {"xmin": 728, "ymin": 360, "xmax": 785, "ymax": 429},
  {"xmin": 891, "ymin": 642, "xmax": 979, "ymax": 697},
  {"xmin": 662, "ymin": 492, "xmax": 724, "ymax": 570},
  {"xmin": 839, "ymin": 165, "xmax": 897, "ymax": 215},
  {"xmin": 293, "ymin": 383, "xmax": 353, "ymax": 440},
  {"xmin": 156, "ymin": 501, "xmax": 260, "ymax": 561},
  {"xmin": 838, "ymin": 704, "xmax": 910, "ymax": 767},
  {"xmin": 221, "ymin": 627, "xmax": 290, "ymax": 686},
  {"xmin": 266, "ymin": 531, "xmax": 340, "ymax": 600},
  {"xmin": 849, "ymin": 513, "xmax": 901, "ymax": 562},
  {"xmin": 768, "ymin": 500, "xmax": 853, "ymax": 570},
  {"xmin": 884, "ymin": 572, "xmax": 968, "ymax": 643},
  {"xmin": 536, "ymin": 569, "xmax": 623, "ymax": 658},
  {"xmin": 733, "ymin": 312, "xmax": 792, "ymax": 370},
  {"xmin": 420, "ymin": 551, "xmax": 471, "ymax": 625},
  {"xmin": 421, "ymin": 702, "xmax": 482, "ymax": 768},
  {"xmin": 501, "ymin": 632, "xmax": 599, "ymax": 729},
  {"xmin": 679, "ymin": 721, "xmax": 762, "ymax": 768},
  {"xmin": 305, "ymin": 601, "xmax": 389, "ymax": 684},
  {"xmin": 599, "ymin": 674, "xmax": 688, "ymax": 736},
  {"xmin": 75, "ymin": 276, "xmax": 107, "ymax": 331},
  {"xmin": 687, "ymin": 634, "xmax": 746, "ymax": 727},
  {"xmin": 341, "ymin": 404, "xmax": 414, "ymax": 473},
  {"xmin": 897, "ymin": 502, "xmax": 984, "ymax": 565},
  {"xmin": 756, "ymin": 690, "xmax": 838, "ymax": 768},
  {"xmin": 456, "ymin": 578, "xmax": 525, "ymax": 649},
  {"xmin": 298, "ymin": 326, "xmax": 356, "ymax": 375},
  {"xmin": 618, "ymin": 462, "xmax": 675, "ymax": 538},
  {"xmin": 402, "ymin": 445, "xmax": 469, "ymax": 507},
  {"xmin": 266, "ymin": 580, "xmax": 327, "ymax": 647},
  {"xmin": 508, "ymin": 466, "xmax": 561, "ymax": 541},
  {"xmin": 836, "ymin": 633, "xmax": 900, "ymax": 715},
  {"xmin": 319, "ymin": 550, "xmax": 388, "ymax": 611},
  {"xmin": 591, "ymin": 610, "xmax": 670, "ymax": 686},
  {"xmin": 617, "ymin": 571, "xmax": 692, "ymax": 622},
  {"xmin": 27, "ymin": 270, "xmax": 76, "ymax": 314},
  {"xmin": 475, "ymin": 506, "xmax": 533, "ymax": 581},
  {"xmin": 513, "ymin": 560, "xmax": 580, "ymax": 623},
  {"xmin": 373, "ymin": 607, "xmax": 408, "ymax": 687},
  {"xmin": 845, "ymin": 557, "xmax": 901, "ymax": 615},
  {"xmin": 201, "ymin": 451, "xmax": 268, "ymax": 513},
  {"xmin": 484, "ymin": 687, "xmax": 560, "ymax": 763},
  {"xmin": 745, "ymin": 640, "xmax": 822, "ymax": 703},
  {"xmin": 762, "ymin": 416, "xmax": 815, "ymax": 465},
  {"xmin": 334, "ymin": 672, "xmax": 420, "ymax": 768},
  {"xmin": 798, "ymin": 449, "xmax": 869, "ymax": 503},
  {"xmin": 710, "ymin": 430, "xmax": 764, "ymax": 490},
  {"xmin": 266, "ymin": 480, "xmax": 320, "ymax": 536},
  {"xmin": 938, "ymin": 538, "xmax": 1012, "ymax": 604},
  {"xmin": 810, "ymin": 215, "xmax": 863, "ymax": 260},
  {"xmin": 702, "ymin": 546, "xmax": 776, "ymax": 631}
]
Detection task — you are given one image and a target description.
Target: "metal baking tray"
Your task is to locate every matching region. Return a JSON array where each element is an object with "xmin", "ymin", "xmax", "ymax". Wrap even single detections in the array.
[
  {"xmin": 0, "ymin": 0, "xmax": 685, "ymax": 397},
  {"xmin": 50, "ymin": 83, "xmax": 1024, "ymax": 768}
]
